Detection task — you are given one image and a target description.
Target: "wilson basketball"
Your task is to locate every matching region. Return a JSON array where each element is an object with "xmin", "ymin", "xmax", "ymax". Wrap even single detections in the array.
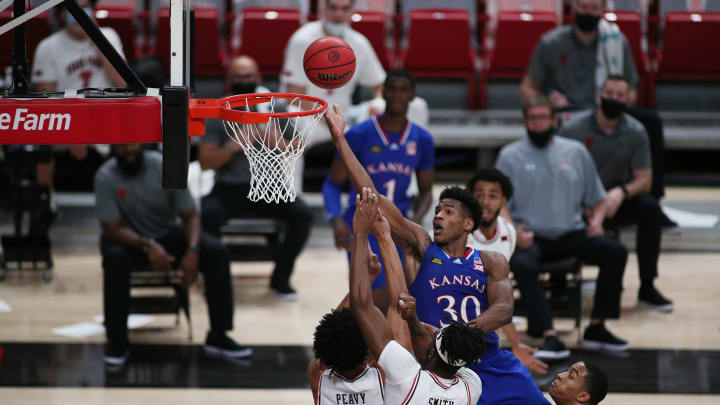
[{"xmin": 303, "ymin": 36, "xmax": 356, "ymax": 89}]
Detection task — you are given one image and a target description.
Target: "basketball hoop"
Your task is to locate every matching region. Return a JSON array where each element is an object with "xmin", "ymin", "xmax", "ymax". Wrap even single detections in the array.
[{"xmin": 189, "ymin": 93, "xmax": 328, "ymax": 203}]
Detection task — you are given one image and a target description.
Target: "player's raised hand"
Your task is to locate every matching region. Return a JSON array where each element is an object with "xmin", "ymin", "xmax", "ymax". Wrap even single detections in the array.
[
  {"xmin": 367, "ymin": 249, "xmax": 381, "ymax": 280},
  {"xmin": 324, "ymin": 104, "xmax": 346, "ymax": 141},
  {"xmin": 370, "ymin": 208, "xmax": 391, "ymax": 239},
  {"xmin": 353, "ymin": 187, "xmax": 379, "ymax": 234},
  {"xmin": 398, "ymin": 292, "xmax": 418, "ymax": 321}
]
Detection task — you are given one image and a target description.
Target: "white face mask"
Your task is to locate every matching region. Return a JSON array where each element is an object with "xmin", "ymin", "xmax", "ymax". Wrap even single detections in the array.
[{"xmin": 324, "ymin": 21, "xmax": 349, "ymax": 37}]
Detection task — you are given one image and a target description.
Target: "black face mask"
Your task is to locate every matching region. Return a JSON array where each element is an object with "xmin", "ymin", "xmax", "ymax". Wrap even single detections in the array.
[
  {"xmin": 575, "ymin": 13, "xmax": 601, "ymax": 33},
  {"xmin": 527, "ymin": 127, "xmax": 555, "ymax": 148},
  {"xmin": 600, "ymin": 98, "xmax": 626, "ymax": 119},
  {"xmin": 116, "ymin": 150, "xmax": 145, "ymax": 176},
  {"xmin": 231, "ymin": 82, "xmax": 257, "ymax": 95}
]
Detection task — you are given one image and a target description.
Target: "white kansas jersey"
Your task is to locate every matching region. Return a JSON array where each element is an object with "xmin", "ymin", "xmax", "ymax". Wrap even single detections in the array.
[
  {"xmin": 467, "ymin": 216, "xmax": 517, "ymax": 262},
  {"xmin": 378, "ymin": 341, "xmax": 481, "ymax": 405},
  {"xmin": 316, "ymin": 364, "xmax": 385, "ymax": 405},
  {"xmin": 31, "ymin": 28, "xmax": 125, "ymax": 91}
]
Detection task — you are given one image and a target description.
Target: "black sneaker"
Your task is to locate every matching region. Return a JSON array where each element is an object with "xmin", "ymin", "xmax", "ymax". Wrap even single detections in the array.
[
  {"xmin": 204, "ymin": 332, "xmax": 253, "ymax": 359},
  {"xmin": 534, "ymin": 335, "xmax": 570, "ymax": 360},
  {"xmin": 582, "ymin": 324, "xmax": 629, "ymax": 352},
  {"xmin": 270, "ymin": 282, "xmax": 298, "ymax": 302},
  {"xmin": 638, "ymin": 286, "xmax": 674, "ymax": 313},
  {"xmin": 104, "ymin": 344, "xmax": 129, "ymax": 366}
]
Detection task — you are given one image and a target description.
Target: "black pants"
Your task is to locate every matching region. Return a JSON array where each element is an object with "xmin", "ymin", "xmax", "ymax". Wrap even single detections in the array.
[
  {"xmin": 608, "ymin": 194, "xmax": 662, "ymax": 283},
  {"xmin": 626, "ymin": 107, "xmax": 665, "ymax": 199},
  {"xmin": 510, "ymin": 230, "xmax": 628, "ymax": 334},
  {"xmin": 201, "ymin": 182, "xmax": 313, "ymax": 288},
  {"xmin": 101, "ymin": 229, "xmax": 234, "ymax": 348}
]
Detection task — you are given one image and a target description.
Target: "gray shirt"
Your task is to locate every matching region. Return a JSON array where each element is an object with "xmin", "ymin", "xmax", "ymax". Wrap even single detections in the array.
[
  {"xmin": 94, "ymin": 150, "xmax": 195, "ymax": 239},
  {"xmin": 560, "ymin": 109, "xmax": 650, "ymax": 190},
  {"xmin": 527, "ymin": 25, "xmax": 639, "ymax": 109},
  {"xmin": 496, "ymin": 136, "xmax": 607, "ymax": 238}
]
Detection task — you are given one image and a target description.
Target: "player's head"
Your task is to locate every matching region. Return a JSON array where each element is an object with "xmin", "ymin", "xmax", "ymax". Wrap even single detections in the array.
[
  {"xmin": 324, "ymin": 0, "xmax": 354, "ymax": 35},
  {"xmin": 434, "ymin": 186, "xmax": 483, "ymax": 245},
  {"xmin": 313, "ymin": 308, "xmax": 369, "ymax": 372},
  {"xmin": 549, "ymin": 361, "xmax": 608, "ymax": 405},
  {"xmin": 426, "ymin": 321, "xmax": 486, "ymax": 375},
  {"xmin": 111, "ymin": 143, "xmax": 145, "ymax": 176},
  {"xmin": 466, "ymin": 169, "xmax": 513, "ymax": 229},
  {"xmin": 225, "ymin": 55, "xmax": 261, "ymax": 96},
  {"xmin": 382, "ymin": 70, "xmax": 416, "ymax": 117},
  {"xmin": 574, "ymin": 0, "xmax": 605, "ymax": 33},
  {"xmin": 599, "ymin": 75, "xmax": 630, "ymax": 119},
  {"xmin": 522, "ymin": 96, "xmax": 557, "ymax": 149},
  {"xmin": 58, "ymin": 0, "xmax": 98, "ymax": 38}
]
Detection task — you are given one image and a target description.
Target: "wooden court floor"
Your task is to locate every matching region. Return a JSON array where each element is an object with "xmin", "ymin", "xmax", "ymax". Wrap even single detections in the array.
[{"xmin": 0, "ymin": 186, "xmax": 719, "ymax": 403}]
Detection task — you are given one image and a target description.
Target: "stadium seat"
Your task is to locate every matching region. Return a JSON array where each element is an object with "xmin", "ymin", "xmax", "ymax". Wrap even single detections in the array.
[
  {"xmin": 350, "ymin": 10, "xmax": 393, "ymax": 70},
  {"xmin": 94, "ymin": 5, "xmax": 138, "ymax": 61},
  {"xmin": 401, "ymin": 8, "xmax": 478, "ymax": 108},
  {"xmin": 130, "ymin": 269, "xmax": 192, "ymax": 340},
  {"xmin": 155, "ymin": 7, "xmax": 225, "ymax": 76},
  {"xmin": 234, "ymin": 8, "xmax": 301, "ymax": 77},
  {"xmin": 656, "ymin": 12, "xmax": 720, "ymax": 80},
  {"xmin": 487, "ymin": 10, "xmax": 556, "ymax": 78}
]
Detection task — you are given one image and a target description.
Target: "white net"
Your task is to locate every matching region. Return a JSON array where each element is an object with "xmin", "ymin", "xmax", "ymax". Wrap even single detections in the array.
[{"xmin": 222, "ymin": 94, "xmax": 326, "ymax": 203}]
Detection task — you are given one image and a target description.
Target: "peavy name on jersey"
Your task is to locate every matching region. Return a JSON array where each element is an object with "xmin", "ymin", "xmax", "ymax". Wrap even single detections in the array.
[{"xmin": 335, "ymin": 392, "xmax": 367, "ymax": 404}]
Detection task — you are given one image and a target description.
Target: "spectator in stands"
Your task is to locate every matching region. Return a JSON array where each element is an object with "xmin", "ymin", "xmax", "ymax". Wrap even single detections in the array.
[
  {"xmin": 95, "ymin": 144, "xmax": 250, "ymax": 367},
  {"xmin": 322, "ymin": 69, "xmax": 434, "ymax": 310},
  {"xmin": 496, "ymin": 96, "xmax": 629, "ymax": 359},
  {"xmin": 198, "ymin": 55, "xmax": 313, "ymax": 302},
  {"xmin": 521, "ymin": 0, "xmax": 676, "ymax": 228},
  {"xmin": 549, "ymin": 361, "xmax": 608, "ymax": 405},
  {"xmin": 560, "ymin": 75, "xmax": 673, "ymax": 312},
  {"xmin": 466, "ymin": 168, "xmax": 549, "ymax": 375},
  {"xmin": 31, "ymin": 0, "xmax": 126, "ymax": 191}
]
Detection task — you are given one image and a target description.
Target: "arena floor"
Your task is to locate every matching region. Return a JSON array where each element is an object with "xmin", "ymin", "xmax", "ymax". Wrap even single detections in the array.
[{"xmin": 0, "ymin": 186, "xmax": 718, "ymax": 404}]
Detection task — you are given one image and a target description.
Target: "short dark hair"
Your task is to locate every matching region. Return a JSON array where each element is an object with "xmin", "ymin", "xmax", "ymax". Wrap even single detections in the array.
[
  {"xmin": 437, "ymin": 320, "xmax": 487, "ymax": 371},
  {"xmin": 439, "ymin": 186, "xmax": 483, "ymax": 232},
  {"xmin": 584, "ymin": 363, "xmax": 609, "ymax": 404},
  {"xmin": 603, "ymin": 74, "xmax": 630, "ymax": 88},
  {"xmin": 465, "ymin": 168, "xmax": 514, "ymax": 200},
  {"xmin": 312, "ymin": 308, "xmax": 368, "ymax": 372},
  {"xmin": 522, "ymin": 95, "xmax": 555, "ymax": 117},
  {"xmin": 384, "ymin": 69, "xmax": 416, "ymax": 91}
]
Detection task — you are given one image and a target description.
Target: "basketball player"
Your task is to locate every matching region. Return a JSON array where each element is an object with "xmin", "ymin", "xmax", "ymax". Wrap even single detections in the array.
[
  {"xmin": 309, "ymin": 192, "xmax": 412, "ymax": 403},
  {"xmin": 350, "ymin": 188, "xmax": 485, "ymax": 404},
  {"xmin": 466, "ymin": 169, "xmax": 549, "ymax": 375},
  {"xmin": 549, "ymin": 362, "xmax": 608, "ymax": 405},
  {"xmin": 325, "ymin": 106, "xmax": 552, "ymax": 404},
  {"xmin": 323, "ymin": 69, "xmax": 435, "ymax": 310}
]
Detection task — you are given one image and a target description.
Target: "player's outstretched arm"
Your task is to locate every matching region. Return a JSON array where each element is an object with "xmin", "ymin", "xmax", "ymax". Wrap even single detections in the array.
[
  {"xmin": 468, "ymin": 251, "xmax": 514, "ymax": 333},
  {"xmin": 371, "ymin": 206, "xmax": 412, "ymax": 353},
  {"xmin": 325, "ymin": 105, "xmax": 430, "ymax": 260},
  {"xmin": 349, "ymin": 189, "xmax": 394, "ymax": 360},
  {"xmin": 398, "ymin": 292, "xmax": 436, "ymax": 367}
]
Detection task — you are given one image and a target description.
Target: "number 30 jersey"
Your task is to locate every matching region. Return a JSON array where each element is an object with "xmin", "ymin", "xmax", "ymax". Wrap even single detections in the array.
[
  {"xmin": 408, "ymin": 242, "xmax": 499, "ymax": 352},
  {"xmin": 341, "ymin": 115, "xmax": 435, "ymax": 224}
]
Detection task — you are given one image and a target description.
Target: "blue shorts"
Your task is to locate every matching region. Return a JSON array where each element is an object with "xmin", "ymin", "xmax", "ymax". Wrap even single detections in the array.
[
  {"xmin": 467, "ymin": 347, "xmax": 550, "ymax": 405},
  {"xmin": 345, "ymin": 233, "xmax": 404, "ymax": 290}
]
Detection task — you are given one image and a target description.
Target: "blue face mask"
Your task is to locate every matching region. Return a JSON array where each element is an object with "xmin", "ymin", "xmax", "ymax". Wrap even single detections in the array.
[{"xmin": 65, "ymin": 7, "xmax": 93, "ymax": 27}]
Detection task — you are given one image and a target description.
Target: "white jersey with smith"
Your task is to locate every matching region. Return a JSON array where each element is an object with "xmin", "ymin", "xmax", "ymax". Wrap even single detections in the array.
[{"xmin": 316, "ymin": 364, "xmax": 384, "ymax": 405}]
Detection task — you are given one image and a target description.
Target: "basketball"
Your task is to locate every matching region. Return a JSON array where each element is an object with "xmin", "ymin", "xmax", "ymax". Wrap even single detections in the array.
[{"xmin": 303, "ymin": 36, "xmax": 356, "ymax": 89}]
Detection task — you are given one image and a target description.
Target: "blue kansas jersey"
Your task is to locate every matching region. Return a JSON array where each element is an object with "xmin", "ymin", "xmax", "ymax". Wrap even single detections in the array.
[
  {"xmin": 408, "ymin": 242, "xmax": 499, "ymax": 353},
  {"xmin": 341, "ymin": 115, "xmax": 434, "ymax": 225}
]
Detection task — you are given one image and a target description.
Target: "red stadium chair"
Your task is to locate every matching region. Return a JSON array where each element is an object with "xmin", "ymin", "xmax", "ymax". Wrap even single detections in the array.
[
  {"xmin": 350, "ymin": 10, "xmax": 393, "ymax": 70},
  {"xmin": 155, "ymin": 7, "xmax": 225, "ymax": 76},
  {"xmin": 487, "ymin": 11, "xmax": 556, "ymax": 78},
  {"xmin": 233, "ymin": 8, "xmax": 300, "ymax": 77},
  {"xmin": 656, "ymin": 12, "xmax": 720, "ymax": 80},
  {"xmin": 401, "ymin": 8, "xmax": 478, "ymax": 108},
  {"xmin": 95, "ymin": 5, "xmax": 139, "ymax": 61}
]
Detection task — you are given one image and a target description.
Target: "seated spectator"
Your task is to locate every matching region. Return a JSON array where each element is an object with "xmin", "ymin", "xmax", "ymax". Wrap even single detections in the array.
[
  {"xmin": 560, "ymin": 75, "xmax": 673, "ymax": 312},
  {"xmin": 549, "ymin": 361, "xmax": 608, "ymax": 404},
  {"xmin": 198, "ymin": 55, "xmax": 313, "ymax": 302},
  {"xmin": 466, "ymin": 168, "xmax": 549, "ymax": 375},
  {"xmin": 496, "ymin": 96, "xmax": 629, "ymax": 359},
  {"xmin": 521, "ymin": 0, "xmax": 675, "ymax": 227},
  {"xmin": 95, "ymin": 144, "xmax": 251, "ymax": 367}
]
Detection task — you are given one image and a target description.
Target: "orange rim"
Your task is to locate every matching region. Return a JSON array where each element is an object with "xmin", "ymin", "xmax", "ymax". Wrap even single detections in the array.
[{"xmin": 190, "ymin": 93, "xmax": 328, "ymax": 125}]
